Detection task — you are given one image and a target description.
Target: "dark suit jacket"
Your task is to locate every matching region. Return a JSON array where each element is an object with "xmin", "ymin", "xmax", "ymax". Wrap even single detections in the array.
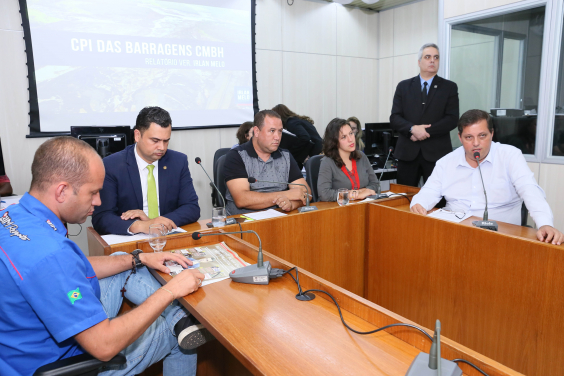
[
  {"xmin": 92, "ymin": 145, "xmax": 200, "ymax": 235},
  {"xmin": 280, "ymin": 117, "xmax": 323, "ymax": 169},
  {"xmin": 390, "ymin": 75, "xmax": 459, "ymax": 162}
]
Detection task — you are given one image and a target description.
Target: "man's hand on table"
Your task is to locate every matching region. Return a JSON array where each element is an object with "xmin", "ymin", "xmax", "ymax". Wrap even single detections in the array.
[
  {"xmin": 410, "ymin": 204, "xmax": 428, "ymax": 215},
  {"xmin": 129, "ymin": 216, "xmax": 177, "ymax": 234},
  {"xmin": 537, "ymin": 225, "xmax": 564, "ymax": 245},
  {"xmin": 121, "ymin": 209, "xmax": 149, "ymax": 221}
]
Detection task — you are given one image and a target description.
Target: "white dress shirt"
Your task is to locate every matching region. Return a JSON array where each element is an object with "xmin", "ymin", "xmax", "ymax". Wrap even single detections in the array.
[
  {"xmin": 134, "ymin": 145, "xmax": 160, "ymax": 217},
  {"xmin": 411, "ymin": 142, "xmax": 553, "ymax": 228}
]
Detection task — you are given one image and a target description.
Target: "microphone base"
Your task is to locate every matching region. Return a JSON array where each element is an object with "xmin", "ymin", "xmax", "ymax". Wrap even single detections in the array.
[
  {"xmin": 295, "ymin": 292, "xmax": 315, "ymax": 301},
  {"xmin": 472, "ymin": 220, "xmax": 498, "ymax": 231},
  {"xmin": 367, "ymin": 194, "xmax": 389, "ymax": 200},
  {"xmin": 298, "ymin": 206, "xmax": 318, "ymax": 213},
  {"xmin": 405, "ymin": 353, "xmax": 462, "ymax": 376},
  {"xmin": 229, "ymin": 261, "xmax": 271, "ymax": 285}
]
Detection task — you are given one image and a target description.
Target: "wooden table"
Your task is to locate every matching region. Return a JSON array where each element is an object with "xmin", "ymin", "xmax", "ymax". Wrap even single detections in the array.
[
  {"xmin": 136, "ymin": 232, "xmax": 520, "ymax": 376},
  {"xmin": 88, "ymin": 184, "xmax": 562, "ymax": 375}
]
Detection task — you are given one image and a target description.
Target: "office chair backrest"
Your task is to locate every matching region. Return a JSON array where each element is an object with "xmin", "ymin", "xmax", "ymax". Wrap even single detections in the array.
[
  {"xmin": 216, "ymin": 154, "xmax": 228, "ymax": 206},
  {"xmin": 305, "ymin": 155, "xmax": 323, "ymax": 202},
  {"xmin": 212, "ymin": 148, "xmax": 231, "ymax": 207}
]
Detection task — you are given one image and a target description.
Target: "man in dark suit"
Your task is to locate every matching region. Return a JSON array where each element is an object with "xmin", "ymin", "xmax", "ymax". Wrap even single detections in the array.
[
  {"xmin": 93, "ymin": 107, "xmax": 200, "ymax": 235},
  {"xmin": 390, "ymin": 43, "xmax": 459, "ymax": 187}
]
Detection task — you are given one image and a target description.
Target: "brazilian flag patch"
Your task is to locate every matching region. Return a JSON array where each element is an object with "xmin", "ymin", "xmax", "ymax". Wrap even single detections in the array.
[{"xmin": 67, "ymin": 288, "xmax": 82, "ymax": 305}]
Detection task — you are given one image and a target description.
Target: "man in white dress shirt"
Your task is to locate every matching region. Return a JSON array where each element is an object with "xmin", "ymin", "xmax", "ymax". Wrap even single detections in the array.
[{"xmin": 410, "ymin": 109, "xmax": 563, "ymax": 245}]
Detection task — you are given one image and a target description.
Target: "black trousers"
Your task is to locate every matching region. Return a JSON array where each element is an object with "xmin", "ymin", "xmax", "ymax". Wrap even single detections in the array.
[{"xmin": 396, "ymin": 151, "xmax": 436, "ymax": 187}]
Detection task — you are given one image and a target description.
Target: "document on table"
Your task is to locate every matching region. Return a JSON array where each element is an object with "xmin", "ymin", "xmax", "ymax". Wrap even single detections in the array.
[
  {"xmin": 0, "ymin": 194, "xmax": 23, "ymax": 208},
  {"xmin": 101, "ymin": 227, "xmax": 187, "ymax": 245},
  {"xmin": 167, "ymin": 242, "xmax": 249, "ymax": 286},
  {"xmin": 243, "ymin": 209, "xmax": 287, "ymax": 221},
  {"xmin": 427, "ymin": 209, "xmax": 471, "ymax": 223}
]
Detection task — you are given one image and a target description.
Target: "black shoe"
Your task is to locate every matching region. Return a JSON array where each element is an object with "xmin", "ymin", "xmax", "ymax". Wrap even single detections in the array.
[{"xmin": 174, "ymin": 316, "xmax": 215, "ymax": 350}]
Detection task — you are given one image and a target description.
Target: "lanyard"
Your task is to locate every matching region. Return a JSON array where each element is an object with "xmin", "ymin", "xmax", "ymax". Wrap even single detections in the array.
[{"xmin": 341, "ymin": 159, "xmax": 360, "ymax": 190}]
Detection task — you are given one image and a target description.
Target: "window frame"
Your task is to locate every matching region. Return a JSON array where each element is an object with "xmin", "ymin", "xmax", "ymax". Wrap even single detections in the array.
[{"xmin": 439, "ymin": 0, "xmax": 564, "ymax": 164}]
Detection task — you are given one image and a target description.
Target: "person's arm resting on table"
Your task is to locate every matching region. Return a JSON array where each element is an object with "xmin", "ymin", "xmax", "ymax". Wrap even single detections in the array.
[
  {"xmin": 227, "ymin": 177, "xmax": 308, "ymax": 212},
  {"xmin": 77, "ymin": 252, "xmax": 204, "ymax": 361},
  {"xmin": 410, "ymin": 162, "xmax": 445, "ymax": 215},
  {"xmin": 509, "ymin": 150, "xmax": 564, "ymax": 245}
]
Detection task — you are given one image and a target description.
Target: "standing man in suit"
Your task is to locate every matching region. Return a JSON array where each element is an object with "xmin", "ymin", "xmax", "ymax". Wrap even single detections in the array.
[
  {"xmin": 390, "ymin": 43, "xmax": 459, "ymax": 186},
  {"xmin": 93, "ymin": 106, "xmax": 200, "ymax": 235}
]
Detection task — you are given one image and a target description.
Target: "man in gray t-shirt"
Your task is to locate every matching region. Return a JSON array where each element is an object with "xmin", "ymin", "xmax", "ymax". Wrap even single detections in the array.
[{"xmin": 224, "ymin": 110, "xmax": 309, "ymax": 216}]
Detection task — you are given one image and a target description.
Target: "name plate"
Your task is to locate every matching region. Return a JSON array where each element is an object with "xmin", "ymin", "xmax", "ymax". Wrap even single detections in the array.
[{"xmin": 298, "ymin": 205, "xmax": 318, "ymax": 213}]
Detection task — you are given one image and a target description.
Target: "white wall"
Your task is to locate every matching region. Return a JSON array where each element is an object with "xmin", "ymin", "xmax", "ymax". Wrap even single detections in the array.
[{"xmin": 0, "ymin": 0, "xmax": 440, "ymax": 254}]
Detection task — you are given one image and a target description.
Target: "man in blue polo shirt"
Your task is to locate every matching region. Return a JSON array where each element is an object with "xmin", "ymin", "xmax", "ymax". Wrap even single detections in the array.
[{"xmin": 0, "ymin": 137, "xmax": 206, "ymax": 376}]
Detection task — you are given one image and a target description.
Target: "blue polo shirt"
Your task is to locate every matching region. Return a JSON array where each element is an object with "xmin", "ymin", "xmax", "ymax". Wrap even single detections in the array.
[{"xmin": 0, "ymin": 193, "xmax": 107, "ymax": 376}]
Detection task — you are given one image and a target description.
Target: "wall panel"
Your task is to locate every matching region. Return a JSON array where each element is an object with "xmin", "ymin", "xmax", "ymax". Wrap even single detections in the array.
[
  {"xmin": 336, "ymin": 56, "xmax": 379, "ymax": 124},
  {"xmin": 336, "ymin": 6, "xmax": 378, "ymax": 59}
]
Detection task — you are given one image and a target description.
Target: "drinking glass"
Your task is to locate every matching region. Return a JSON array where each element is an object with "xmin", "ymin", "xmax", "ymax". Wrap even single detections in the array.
[
  {"xmin": 149, "ymin": 224, "xmax": 167, "ymax": 252},
  {"xmin": 212, "ymin": 207, "xmax": 227, "ymax": 227},
  {"xmin": 337, "ymin": 188, "xmax": 349, "ymax": 206}
]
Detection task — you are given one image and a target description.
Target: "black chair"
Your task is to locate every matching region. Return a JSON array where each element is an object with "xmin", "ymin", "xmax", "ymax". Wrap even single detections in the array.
[
  {"xmin": 305, "ymin": 155, "xmax": 323, "ymax": 202},
  {"xmin": 216, "ymin": 154, "xmax": 228, "ymax": 206},
  {"xmin": 212, "ymin": 148, "xmax": 231, "ymax": 207},
  {"xmin": 34, "ymin": 353, "xmax": 126, "ymax": 376}
]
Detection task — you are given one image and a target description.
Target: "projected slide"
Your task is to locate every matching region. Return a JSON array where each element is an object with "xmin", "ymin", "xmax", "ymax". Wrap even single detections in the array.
[{"xmin": 25, "ymin": 0, "xmax": 255, "ymax": 132}]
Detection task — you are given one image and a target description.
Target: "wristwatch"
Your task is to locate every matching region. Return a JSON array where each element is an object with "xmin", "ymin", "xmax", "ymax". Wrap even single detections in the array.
[
  {"xmin": 131, "ymin": 249, "xmax": 144, "ymax": 270},
  {"xmin": 410, "ymin": 126, "xmax": 413, "ymax": 133}
]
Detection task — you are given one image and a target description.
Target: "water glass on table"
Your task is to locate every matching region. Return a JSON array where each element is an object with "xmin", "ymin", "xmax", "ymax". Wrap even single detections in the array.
[
  {"xmin": 212, "ymin": 207, "xmax": 227, "ymax": 227},
  {"xmin": 149, "ymin": 224, "xmax": 167, "ymax": 252},
  {"xmin": 337, "ymin": 188, "xmax": 349, "ymax": 206}
]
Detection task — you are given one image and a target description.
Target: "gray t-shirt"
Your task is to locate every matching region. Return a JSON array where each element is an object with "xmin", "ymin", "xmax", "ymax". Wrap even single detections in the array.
[
  {"xmin": 317, "ymin": 153, "xmax": 378, "ymax": 201},
  {"xmin": 223, "ymin": 141, "xmax": 303, "ymax": 215}
]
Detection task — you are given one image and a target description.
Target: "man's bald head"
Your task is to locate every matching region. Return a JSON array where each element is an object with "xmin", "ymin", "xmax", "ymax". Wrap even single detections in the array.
[{"xmin": 30, "ymin": 136, "xmax": 101, "ymax": 194}]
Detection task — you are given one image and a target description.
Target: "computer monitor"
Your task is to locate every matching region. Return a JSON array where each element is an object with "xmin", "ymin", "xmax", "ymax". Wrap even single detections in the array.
[
  {"xmin": 363, "ymin": 123, "xmax": 397, "ymax": 157},
  {"xmin": 0, "ymin": 138, "xmax": 5, "ymax": 176},
  {"xmin": 70, "ymin": 126, "xmax": 132, "ymax": 158}
]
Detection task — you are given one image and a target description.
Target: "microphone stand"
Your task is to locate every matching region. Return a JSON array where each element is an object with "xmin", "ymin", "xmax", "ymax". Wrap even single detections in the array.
[
  {"xmin": 373, "ymin": 147, "xmax": 394, "ymax": 199},
  {"xmin": 192, "ymin": 230, "xmax": 271, "ymax": 285},
  {"xmin": 195, "ymin": 157, "xmax": 237, "ymax": 226},
  {"xmin": 471, "ymin": 152, "xmax": 498, "ymax": 231}
]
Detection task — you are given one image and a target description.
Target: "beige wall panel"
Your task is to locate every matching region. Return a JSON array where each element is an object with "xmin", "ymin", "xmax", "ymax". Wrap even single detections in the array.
[
  {"xmin": 282, "ymin": 0, "xmax": 336, "ymax": 55},
  {"xmin": 444, "ymin": 0, "xmax": 527, "ymax": 20},
  {"xmin": 282, "ymin": 52, "xmax": 337, "ymax": 134},
  {"xmin": 392, "ymin": 53, "xmax": 419, "ymax": 91},
  {"xmin": 393, "ymin": 0, "xmax": 438, "ymax": 57},
  {"xmin": 219, "ymin": 127, "xmax": 238, "ymax": 149},
  {"xmin": 255, "ymin": 0, "xmax": 283, "ymax": 50},
  {"xmin": 0, "ymin": 0, "xmax": 22, "ymax": 31},
  {"xmin": 0, "ymin": 30, "xmax": 42, "ymax": 195},
  {"xmin": 336, "ymin": 56, "xmax": 378, "ymax": 124},
  {"xmin": 378, "ymin": 57, "xmax": 394, "ymax": 122},
  {"xmin": 379, "ymin": 9, "xmax": 394, "ymax": 59},
  {"xmin": 336, "ymin": 6, "xmax": 378, "ymax": 59},
  {"xmin": 256, "ymin": 49, "xmax": 283, "ymax": 110},
  {"xmin": 169, "ymin": 128, "xmax": 222, "ymax": 221},
  {"xmin": 538, "ymin": 163, "xmax": 564, "ymax": 232},
  {"xmin": 527, "ymin": 162, "xmax": 540, "ymax": 181}
]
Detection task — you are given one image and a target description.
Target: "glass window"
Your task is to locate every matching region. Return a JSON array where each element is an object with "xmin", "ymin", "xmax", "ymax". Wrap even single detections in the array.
[
  {"xmin": 449, "ymin": 7, "xmax": 545, "ymax": 155},
  {"xmin": 552, "ymin": 17, "xmax": 564, "ymax": 157}
]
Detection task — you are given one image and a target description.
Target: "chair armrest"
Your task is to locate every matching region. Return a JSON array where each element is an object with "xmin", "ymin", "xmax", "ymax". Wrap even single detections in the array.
[{"xmin": 34, "ymin": 353, "xmax": 126, "ymax": 376}]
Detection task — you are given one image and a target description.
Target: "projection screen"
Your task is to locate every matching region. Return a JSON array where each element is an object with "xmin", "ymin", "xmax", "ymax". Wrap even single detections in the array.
[{"xmin": 20, "ymin": 0, "xmax": 258, "ymax": 135}]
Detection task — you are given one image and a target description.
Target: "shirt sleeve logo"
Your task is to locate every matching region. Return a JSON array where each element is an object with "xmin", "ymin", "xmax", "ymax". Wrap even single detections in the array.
[
  {"xmin": 0, "ymin": 212, "xmax": 31, "ymax": 241},
  {"xmin": 67, "ymin": 288, "xmax": 82, "ymax": 305},
  {"xmin": 46, "ymin": 219, "xmax": 57, "ymax": 231}
]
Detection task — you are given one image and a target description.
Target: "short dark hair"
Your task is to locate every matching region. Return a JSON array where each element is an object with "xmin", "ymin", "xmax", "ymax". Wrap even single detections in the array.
[
  {"xmin": 254, "ymin": 110, "xmax": 281, "ymax": 130},
  {"xmin": 457, "ymin": 109, "xmax": 493, "ymax": 134},
  {"xmin": 322, "ymin": 118, "xmax": 362, "ymax": 168},
  {"xmin": 236, "ymin": 121, "xmax": 254, "ymax": 145},
  {"xmin": 30, "ymin": 136, "xmax": 99, "ymax": 193},
  {"xmin": 134, "ymin": 106, "xmax": 172, "ymax": 133}
]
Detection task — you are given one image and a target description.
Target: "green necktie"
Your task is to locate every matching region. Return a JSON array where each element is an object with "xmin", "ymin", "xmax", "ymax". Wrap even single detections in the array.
[{"xmin": 147, "ymin": 164, "xmax": 158, "ymax": 219}]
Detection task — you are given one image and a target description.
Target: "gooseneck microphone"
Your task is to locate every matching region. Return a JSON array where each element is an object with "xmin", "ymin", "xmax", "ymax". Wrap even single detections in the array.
[
  {"xmin": 247, "ymin": 177, "xmax": 318, "ymax": 213},
  {"xmin": 192, "ymin": 230, "xmax": 271, "ymax": 285},
  {"xmin": 471, "ymin": 151, "xmax": 498, "ymax": 231},
  {"xmin": 374, "ymin": 146, "xmax": 395, "ymax": 199},
  {"xmin": 195, "ymin": 157, "xmax": 236, "ymax": 226},
  {"xmin": 405, "ymin": 320, "xmax": 462, "ymax": 376}
]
